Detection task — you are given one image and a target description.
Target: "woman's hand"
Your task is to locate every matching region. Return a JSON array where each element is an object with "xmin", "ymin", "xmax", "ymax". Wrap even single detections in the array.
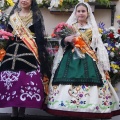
[{"xmin": 64, "ymin": 35, "xmax": 76, "ymax": 43}]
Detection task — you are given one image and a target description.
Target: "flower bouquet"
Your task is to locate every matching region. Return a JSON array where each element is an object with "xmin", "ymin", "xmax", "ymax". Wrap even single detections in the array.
[
  {"xmin": 98, "ymin": 22, "xmax": 120, "ymax": 85},
  {"xmin": 51, "ymin": 22, "xmax": 94, "ymax": 60},
  {"xmin": 46, "ymin": 22, "xmax": 75, "ymax": 64},
  {"xmin": 0, "ymin": 29, "xmax": 13, "ymax": 61},
  {"xmin": 51, "ymin": 22, "xmax": 75, "ymax": 38},
  {"xmin": 50, "ymin": 22, "xmax": 75, "ymax": 56}
]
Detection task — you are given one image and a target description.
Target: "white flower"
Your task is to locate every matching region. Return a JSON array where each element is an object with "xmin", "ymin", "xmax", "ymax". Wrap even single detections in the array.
[
  {"xmin": 78, "ymin": 0, "xmax": 84, "ymax": 2},
  {"xmin": 114, "ymin": 33, "xmax": 120, "ymax": 38},
  {"xmin": 115, "ymin": 42, "xmax": 120, "ymax": 48},
  {"xmin": 0, "ymin": 12, "xmax": 2, "ymax": 20},
  {"xmin": 0, "ymin": 0, "xmax": 4, "ymax": 7},
  {"xmin": 104, "ymin": 43, "xmax": 108, "ymax": 47},
  {"xmin": 49, "ymin": 0, "xmax": 60, "ymax": 9},
  {"xmin": 105, "ymin": 28, "xmax": 109, "ymax": 31},
  {"xmin": 78, "ymin": 0, "xmax": 96, "ymax": 2},
  {"xmin": 13, "ymin": 0, "xmax": 17, "ymax": 2},
  {"xmin": 109, "ymin": 26, "xmax": 116, "ymax": 32},
  {"xmin": 113, "ymin": 69, "xmax": 118, "ymax": 74},
  {"xmin": 110, "ymin": 52, "xmax": 115, "ymax": 58},
  {"xmin": 89, "ymin": 0, "xmax": 96, "ymax": 2},
  {"xmin": 111, "ymin": 61, "xmax": 115, "ymax": 64},
  {"xmin": 36, "ymin": 0, "xmax": 43, "ymax": 4}
]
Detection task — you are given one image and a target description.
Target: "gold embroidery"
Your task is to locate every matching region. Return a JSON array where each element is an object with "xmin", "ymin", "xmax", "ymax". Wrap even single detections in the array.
[
  {"xmin": 12, "ymin": 11, "xmax": 34, "ymax": 36},
  {"xmin": 73, "ymin": 23, "xmax": 98, "ymax": 62},
  {"xmin": 12, "ymin": 43, "xmax": 19, "ymax": 69},
  {"xmin": 73, "ymin": 23, "xmax": 92, "ymax": 45},
  {"xmin": 10, "ymin": 12, "xmax": 39, "ymax": 63},
  {"xmin": 1, "ymin": 42, "xmax": 37, "ymax": 69},
  {"xmin": 19, "ymin": 11, "xmax": 32, "ymax": 26}
]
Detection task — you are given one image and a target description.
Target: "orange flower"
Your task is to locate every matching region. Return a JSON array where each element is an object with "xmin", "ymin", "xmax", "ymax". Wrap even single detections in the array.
[
  {"xmin": 51, "ymin": 33, "xmax": 57, "ymax": 38},
  {"xmin": 0, "ymin": 48, "xmax": 6, "ymax": 62}
]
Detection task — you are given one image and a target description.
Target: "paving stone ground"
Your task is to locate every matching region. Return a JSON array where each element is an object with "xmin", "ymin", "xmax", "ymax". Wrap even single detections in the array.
[{"xmin": 0, "ymin": 114, "xmax": 102, "ymax": 120}]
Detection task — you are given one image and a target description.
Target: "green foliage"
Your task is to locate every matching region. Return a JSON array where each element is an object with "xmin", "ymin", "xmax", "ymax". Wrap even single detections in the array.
[
  {"xmin": 96, "ymin": 0, "xmax": 110, "ymax": 6},
  {"xmin": 0, "ymin": 1, "xmax": 11, "ymax": 10},
  {"xmin": 37, "ymin": 0, "xmax": 111, "ymax": 9}
]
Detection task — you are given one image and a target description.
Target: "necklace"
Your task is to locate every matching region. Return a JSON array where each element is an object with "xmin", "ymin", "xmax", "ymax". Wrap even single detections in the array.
[
  {"xmin": 76, "ymin": 23, "xmax": 88, "ymax": 33},
  {"xmin": 78, "ymin": 22, "xmax": 87, "ymax": 27}
]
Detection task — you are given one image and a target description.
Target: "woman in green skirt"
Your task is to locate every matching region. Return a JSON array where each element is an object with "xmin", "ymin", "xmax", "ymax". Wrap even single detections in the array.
[{"xmin": 47, "ymin": 1, "xmax": 120, "ymax": 119}]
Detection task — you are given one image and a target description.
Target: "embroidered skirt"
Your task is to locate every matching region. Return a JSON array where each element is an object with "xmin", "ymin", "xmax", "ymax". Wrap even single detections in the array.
[
  {"xmin": 0, "ymin": 66, "xmax": 44, "ymax": 108},
  {"xmin": 47, "ymin": 49, "xmax": 120, "ymax": 119}
]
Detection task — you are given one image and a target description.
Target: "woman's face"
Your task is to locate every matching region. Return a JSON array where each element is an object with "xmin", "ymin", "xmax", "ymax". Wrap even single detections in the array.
[
  {"xmin": 19, "ymin": 0, "xmax": 32, "ymax": 9},
  {"xmin": 75, "ymin": 5, "xmax": 88, "ymax": 22}
]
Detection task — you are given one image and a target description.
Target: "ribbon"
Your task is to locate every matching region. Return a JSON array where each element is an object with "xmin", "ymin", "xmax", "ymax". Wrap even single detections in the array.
[{"xmin": 73, "ymin": 36, "xmax": 98, "ymax": 62}]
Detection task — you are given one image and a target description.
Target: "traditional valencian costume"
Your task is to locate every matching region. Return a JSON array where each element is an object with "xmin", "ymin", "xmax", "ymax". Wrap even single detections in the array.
[
  {"xmin": 47, "ymin": 1, "xmax": 120, "ymax": 119},
  {"xmin": 0, "ymin": 0, "xmax": 51, "ymax": 109}
]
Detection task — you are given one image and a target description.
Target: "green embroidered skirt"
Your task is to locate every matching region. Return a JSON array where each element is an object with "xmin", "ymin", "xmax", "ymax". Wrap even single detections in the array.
[{"xmin": 52, "ymin": 48, "xmax": 103, "ymax": 86}]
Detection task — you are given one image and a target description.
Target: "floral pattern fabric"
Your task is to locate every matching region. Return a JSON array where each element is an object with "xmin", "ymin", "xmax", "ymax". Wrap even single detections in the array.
[
  {"xmin": 0, "ymin": 66, "xmax": 44, "ymax": 108},
  {"xmin": 47, "ymin": 79, "xmax": 120, "ymax": 118}
]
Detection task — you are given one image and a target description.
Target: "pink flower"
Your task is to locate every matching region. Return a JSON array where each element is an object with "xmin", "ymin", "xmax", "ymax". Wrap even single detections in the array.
[
  {"xmin": 51, "ymin": 22, "xmax": 74, "ymax": 39},
  {"xmin": 2, "ymin": 36, "xmax": 9, "ymax": 40},
  {"xmin": 56, "ymin": 28, "xmax": 62, "ymax": 32},
  {"xmin": 0, "ymin": 29, "xmax": 13, "ymax": 40},
  {"xmin": 57, "ymin": 22, "xmax": 66, "ymax": 28}
]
